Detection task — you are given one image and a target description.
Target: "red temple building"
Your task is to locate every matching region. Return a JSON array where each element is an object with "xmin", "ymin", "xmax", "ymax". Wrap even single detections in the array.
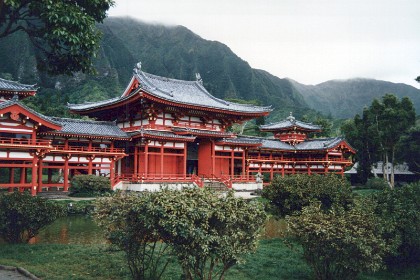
[{"xmin": 0, "ymin": 63, "xmax": 355, "ymax": 195}]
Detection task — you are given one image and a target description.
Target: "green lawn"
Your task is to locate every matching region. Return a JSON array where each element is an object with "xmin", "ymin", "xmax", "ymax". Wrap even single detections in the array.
[{"xmin": 0, "ymin": 239, "xmax": 418, "ymax": 280}]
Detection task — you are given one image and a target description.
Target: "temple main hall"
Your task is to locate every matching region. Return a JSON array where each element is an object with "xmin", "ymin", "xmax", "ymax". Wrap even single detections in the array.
[{"xmin": 0, "ymin": 63, "xmax": 355, "ymax": 194}]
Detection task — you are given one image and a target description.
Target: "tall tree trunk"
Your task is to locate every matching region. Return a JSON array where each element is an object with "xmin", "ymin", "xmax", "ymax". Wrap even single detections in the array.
[{"xmin": 390, "ymin": 147, "xmax": 395, "ymax": 189}]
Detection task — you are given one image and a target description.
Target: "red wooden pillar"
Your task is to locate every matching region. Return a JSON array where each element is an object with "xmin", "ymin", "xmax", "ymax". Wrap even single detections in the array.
[
  {"xmin": 31, "ymin": 157, "xmax": 38, "ymax": 196},
  {"xmin": 37, "ymin": 159, "xmax": 43, "ymax": 193},
  {"xmin": 211, "ymin": 140, "xmax": 215, "ymax": 176},
  {"xmin": 63, "ymin": 156, "xmax": 69, "ymax": 192},
  {"xmin": 230, "ymin": 149, "xmax": 234, "ymax": 176},
  {"xmin": 160, "ymin": 143, "xmax": 164, "ymax": 176},
  {"xmin": 110, "ymin": 158, "xmax": 115, "ymax": 189},
  {"xmin": 134, "ymin": 145, "xmax": 138, "ymax": 176},
  {"xmin": 88, "ymin": 156, "xmax": 93, "ymax": 175},
  {"xmin": 242, "ymin": 149, "xmax": 246, "ymax": 178},
  {"xmin": 144, "ymin": 142, "xmax": 149, "ymax": 177},
  {"xmin": 281, "ymin": 164, "xmax": 285, "ymax": 178},
  {"xmin": 183, "ymin": 143, "xmax": 187, "ymax": 177}
]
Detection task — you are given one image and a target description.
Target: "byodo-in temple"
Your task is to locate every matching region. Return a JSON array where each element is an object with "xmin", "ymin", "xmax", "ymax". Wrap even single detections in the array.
[{"xmin": 0, "ymin": 63, "xmax": 355, "ymax": 195}]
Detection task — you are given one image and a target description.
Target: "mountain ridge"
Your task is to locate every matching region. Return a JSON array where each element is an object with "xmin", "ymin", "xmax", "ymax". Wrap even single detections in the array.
[{"xmin": 0, "ymin": 16, "xmax": 418, "ymax": 121}]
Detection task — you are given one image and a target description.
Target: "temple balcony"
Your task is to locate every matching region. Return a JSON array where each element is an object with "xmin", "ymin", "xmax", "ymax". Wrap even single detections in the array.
[
  {"xmin": 50, "ymin": 145, "xmax": 126, "ymax": 155},
  {"xmin": 0, "ymin": 137, "xmax": 52, "ymax": 149}
]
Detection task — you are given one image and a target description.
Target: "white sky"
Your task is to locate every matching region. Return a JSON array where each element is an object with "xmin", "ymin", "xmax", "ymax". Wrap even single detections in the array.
[{"xmin": 109, "ymin": 0, "xmax": 420, "ymax": 88}]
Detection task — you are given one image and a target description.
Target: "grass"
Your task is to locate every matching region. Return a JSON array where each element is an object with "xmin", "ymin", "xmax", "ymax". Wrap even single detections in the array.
[{"xmin": 1, "ymin": 239, "xmax": 418, "ymax": 280}]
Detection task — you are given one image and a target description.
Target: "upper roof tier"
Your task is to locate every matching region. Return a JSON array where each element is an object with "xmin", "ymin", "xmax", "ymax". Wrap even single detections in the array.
[
  {"xmin": 260, "ymin": 113, "xmax": 322, "ymax": 132},
  {"xmin": 0, "ymin": 78, "xmax": 37, "ymax": 100},
  {"xmin": 68, "ymin": 63, "xmax": 272, "ymax": 116}
]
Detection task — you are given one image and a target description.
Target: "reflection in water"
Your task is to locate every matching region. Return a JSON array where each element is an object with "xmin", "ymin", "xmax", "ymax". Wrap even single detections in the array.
[
  {"xmin": 29, "ymin": 216, "xmax": 106, "ymax": 244},
  {"xmin": 28, "ymin": 215, "xmax": 287, "ymax": 245}
]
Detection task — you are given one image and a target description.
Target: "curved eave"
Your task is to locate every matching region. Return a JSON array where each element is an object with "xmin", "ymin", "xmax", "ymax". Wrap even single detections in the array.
[
  {"xmin": 131, "ymin": 132, "xmax": 196, "ymax": 142},
  {"xmin": 68, "ymin": 89, "xmax": 142, "ymax": 114},
  {"xmin": 143, "ymin": 91, "xmax": 270, "ymax": 117},
  {"xmin": 38, "ymin": 132, "xmax": 130, "ymax": 141},
  {"xmin": 172, "ymin": 129, "xmax": 235, "ymax": 138},
  {"xmin": 0, "ymin": 103, "xmax": 61, "ymax": 130},
  {"xmin": 215, "ymin": 140, "xmax": 262, "ymax": 147},
  {"xmin": 0, "ymin": 90, "xmax": 36, "ymax": 96},
  {"xmin": 260, "ymin": 126, "xmax": 322, "ymax": 133}
]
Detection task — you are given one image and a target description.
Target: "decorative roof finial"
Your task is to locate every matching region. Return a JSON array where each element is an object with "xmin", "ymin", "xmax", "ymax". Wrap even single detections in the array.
[
  {"xmin": 133, "ymin": 62, "xmax": 142, "ymax": 74},
  {"xmin": 12, "ymin": 94, "xmax": 19, "ymax": 102},
  {"xmin": 195, "ymin": 73, "xmax": 203, "ymax": 85},
  {"xmin": 287, "ymin": 112, "xmax": 296, "ymax": 123}
]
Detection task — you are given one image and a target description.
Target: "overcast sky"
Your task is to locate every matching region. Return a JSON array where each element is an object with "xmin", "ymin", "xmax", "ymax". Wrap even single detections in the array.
[{"xmin": 109, "ymin": 0, "xmax": 420, "ymax": 88}]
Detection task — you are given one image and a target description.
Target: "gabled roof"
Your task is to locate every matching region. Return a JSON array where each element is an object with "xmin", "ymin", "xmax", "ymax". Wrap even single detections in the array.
[
  {"xmin": 256, "ymin": 136, "xmax": 355, "ymax": 153},
  {"xmin": 0, "ymin": 99, "xmax": 61, "ymax": 130},
  {"xmin": 68, "ymin": 66, "xmax": 272, "ymax": 116},
  {"xmin": 0, "ymin": 78, "xmax": 36, "ymax": 92},
  {"xmin": 295, "ymin": 137, "xmax": 349, "ymax": 151},
  {"xmin": 260, "ymin": 113, "xmax": 321, "ymax": 132},
  {"xmin": 44, "ymin": 117, "xmax": 130, "ymax": 139}
]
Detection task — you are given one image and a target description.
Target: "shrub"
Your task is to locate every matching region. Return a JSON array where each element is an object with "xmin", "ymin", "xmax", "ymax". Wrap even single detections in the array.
[
  {"xmin": 0, "ymin": 192, "xmax": 65, "ymax": 243},
  {"xmin": 70, "ymin": 175, "xmax": 111, "ymax": 196},
  {"xmin": 262, "ymin": 174, "xmax": 353, "ymax": 217},
  {"xmin": 154, "ymin": 188, "xmax": 266, "ymax": 280},
  {"xmin": 372, "ymin": 182, "xmax": 420, "ymax": 267},
  {"xmin": 287, "ymin": 199, "xmax": 389, "ymax": 280},
  {"xmin": 365, "ymin": 177, "xmax": 389, "ymax": 190},
  {"xmin": 94, "ymin": 188, "xmax": 267, "ymax": 280},
  {"xmin": 94, "ymin": 192, "xmax": 170, "ymax": 280}
]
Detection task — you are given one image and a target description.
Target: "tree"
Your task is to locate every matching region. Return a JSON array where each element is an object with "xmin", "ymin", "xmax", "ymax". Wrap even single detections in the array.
[
  {"xmin": 152, "ymin": 188, "xmax": 266, "ymax": 280},
  {"xmin": 262, "ymin": 174, "xmax": 353, "ymax": 217},
  {"xmin": 94, "ymin": 193, "xmax": 172, "ymax": 280},
  {"xmin": 372, "ymin": 182, "xmax": 420, "ymax": 266},
  {"xmin": 341, "ymin": 95, "xmax": 416, "ymax": 187},
  {"xmin": 287, "ymin": 199, "xmax": 389, "ymax": 280},
  {"xmin": 0, "ymin": 192, "xmax": 64, "ymax": 243},
  {"xmin": 94, "ymin": 188, "xmax": 266, "ymax": 280},
  {"xmin": 0, "ymin": 0, "xmax": 114, "ymax": 75},
  {"xmin": 397, "ymin": 125, "xmax": 420, "ymax": 174}
]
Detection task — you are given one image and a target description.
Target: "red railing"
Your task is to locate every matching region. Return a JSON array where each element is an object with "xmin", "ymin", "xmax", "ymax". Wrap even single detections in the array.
[
  {"xmin": 52, "ymin": 145, "xmax": 126, "ymax": 153},
  {"xmin": 114, "ymin": 173, "xmax": 194, "ymax": 183},
  {"xmin": 0, "ymin": 137, "xmax": 51, "ymax": 147},
  {"xmin": 247, "ymin": 156, "xmax": 348, "ymax": 163}
]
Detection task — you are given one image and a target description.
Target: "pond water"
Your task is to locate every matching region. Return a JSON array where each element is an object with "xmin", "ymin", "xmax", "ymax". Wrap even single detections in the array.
[{"xmin": 27, "ymin": 215, "xmax": 287, "ymax": 245}]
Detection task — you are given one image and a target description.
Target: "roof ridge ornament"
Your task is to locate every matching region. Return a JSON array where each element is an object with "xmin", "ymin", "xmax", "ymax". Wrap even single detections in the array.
[
  {"xmin": 287, "ymin": 112, "xmax": 295, "ymax": 123},
  {"xmin": 195, "ymin": 73, "xmax": 203, "ymax": 85},
  {"xmin": 12, "ymin": 94, "xmax": 19, "ymax": 102},
  {"xmin": 133, "ymin": 62, "xmax": 142, "ymax": 74}
]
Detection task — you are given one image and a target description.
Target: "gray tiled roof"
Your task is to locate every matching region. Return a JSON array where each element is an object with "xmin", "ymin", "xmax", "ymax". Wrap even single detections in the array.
[
  {"xmin": 130, "ymin": 129, "xmax": 196, "ymax": 141},
  {"xmin": 0, "ymin": 78, "xmax": 36, "ymax": 92},
  {"xmin": 295, "ymin": 137, "xmax": 346, "ymax": 150},
  {"xmin": 260, "ymin": 119, "xmax": 321, "ymax": 131},
  {"xmin": 257, "ymin": 137, "xmax": 350, "ymax": 152},
  {"xmin": 68, "ymin": 70, "xmax": 272, "ymax": 114},
  {"xmin": 216, "ymin": 137, "xmax": 262, "ymax": 145},
  {"xmin": 172, "ymin": 127, "xmax": 234, "ymax": 137},
  {"xmin": 48, "ymin": 117, "xmax": 129, "ymax": 139},
  {"xmin": 260, "ymin": 138, "xmax": 296, "ymax": 150}
]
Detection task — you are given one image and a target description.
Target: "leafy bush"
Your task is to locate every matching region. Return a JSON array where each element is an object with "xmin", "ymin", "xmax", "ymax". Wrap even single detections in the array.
[
  {"xmin": 372, "ymin": 182, "xmax": 420, "ymax": 267},
  {"xmin": 262, "ymin": 174, "xmax": 353, "ymax": 217},
  {"xmin": 0, "ymin": 192, "xmax": 65, "ymax": 243},
  {"xmin": 287, "ymin": 199, "xmax": 389, "ymax": 280},
  {"xmin": 70, "ymin": 175, "xmax": 111, "ymax": 196},
  {"xmin": 154, "ymin": 188, "xmax": 266, "ymax": 280},
  {"xmin": 94, "ymin": 188, "xmax": 266, "ymax": 280},
  {"xmin": 94, "ymin": 192, "xmax": 170, "ymax": 280},
  {"xmin": 365, "ymin": 177, "xmax": 389, "ymax": 190}
]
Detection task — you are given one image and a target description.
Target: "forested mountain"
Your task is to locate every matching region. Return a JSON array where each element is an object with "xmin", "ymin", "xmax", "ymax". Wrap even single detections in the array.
[
  {"xmin": 0, "ymin": 17, "xmax": 418, "ymax": 121},
  {"xmin": 290, "ymin": 78, "xmax": 420, "ymax": 119}
]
